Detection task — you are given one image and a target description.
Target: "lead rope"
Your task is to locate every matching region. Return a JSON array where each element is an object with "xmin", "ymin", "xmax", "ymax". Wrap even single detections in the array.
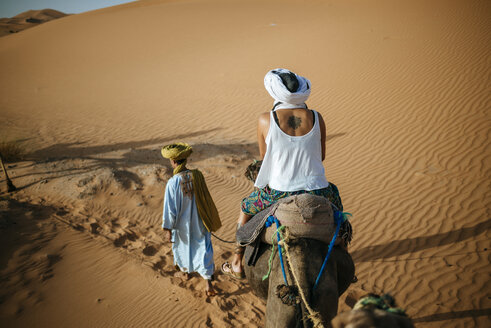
[
  {"xmin": 279, "ymin": 232, "xmax": 324, "ymax": 328},
  {"xmin": 210, "ymin": 232, "xmax": 236, "ymax": 244}
]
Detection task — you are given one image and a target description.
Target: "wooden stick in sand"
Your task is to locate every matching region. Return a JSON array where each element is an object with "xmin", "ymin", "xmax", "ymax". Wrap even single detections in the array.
[{"xmin": 0, "ymin": 154, "xmax": 16, "ymax": 192}]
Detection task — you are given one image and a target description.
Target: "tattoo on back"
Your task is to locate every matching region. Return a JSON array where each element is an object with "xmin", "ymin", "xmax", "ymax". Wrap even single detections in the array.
[{"xmin": 287, "ymin": 116, "xmax": 302, "ymax": 130}]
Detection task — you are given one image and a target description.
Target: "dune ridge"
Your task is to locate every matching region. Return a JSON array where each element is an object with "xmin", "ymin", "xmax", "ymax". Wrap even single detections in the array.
[{"xmin": 0, "ymin": 9, "xmax": 68, "ymax": 37}]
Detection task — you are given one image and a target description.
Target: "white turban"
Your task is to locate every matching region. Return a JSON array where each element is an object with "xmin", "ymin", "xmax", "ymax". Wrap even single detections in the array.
[{"xmin": 264, "ymin": 68, "xmax": 311, "ymax": 110}]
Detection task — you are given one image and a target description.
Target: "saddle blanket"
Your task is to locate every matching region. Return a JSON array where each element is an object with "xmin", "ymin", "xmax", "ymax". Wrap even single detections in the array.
[{"xmin": 236, "ymin": 194, "xmax": 339, "ymax": 246}]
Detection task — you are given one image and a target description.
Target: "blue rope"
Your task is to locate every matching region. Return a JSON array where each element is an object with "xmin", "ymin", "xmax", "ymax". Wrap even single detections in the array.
[
  {"xmin": 312, "ymin": 211, "xmax": 348, "ymax": 291},
  {"xmin": 265, "ymin": 215, "xmax": 288, "ymax": 285},
  {"xmin": 265, "ymin": 211, "xmax": 351, "ymax": 289}
]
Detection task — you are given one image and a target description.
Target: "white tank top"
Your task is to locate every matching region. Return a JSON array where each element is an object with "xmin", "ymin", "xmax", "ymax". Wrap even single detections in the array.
[{"xmin": 254, "ymin": 109, "xmax": 329, "ymax": 192}]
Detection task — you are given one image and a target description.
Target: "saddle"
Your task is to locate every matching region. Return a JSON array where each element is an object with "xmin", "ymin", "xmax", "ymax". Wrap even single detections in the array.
[{"xmin": 236, "ymin": 194, "xmax": 340, "ymax": 247}]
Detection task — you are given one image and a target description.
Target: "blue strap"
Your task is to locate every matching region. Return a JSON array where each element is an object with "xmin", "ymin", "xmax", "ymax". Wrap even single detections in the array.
[
  {"xmin": 312, "ymin": 212, "xmax": 347, "ymax": 290},
  {"xmin": 265, "ymin": 215, "xmax": 289, "ymax": 285},
  {"xmin": 266, "ymin": 211, "xmax": 351, "ymax": 289}
]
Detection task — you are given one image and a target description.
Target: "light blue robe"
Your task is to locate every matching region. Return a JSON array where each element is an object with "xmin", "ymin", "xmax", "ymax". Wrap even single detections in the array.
[{"xmin": 162, "ymin": 173, "xmax": 214, "ymax": 279}]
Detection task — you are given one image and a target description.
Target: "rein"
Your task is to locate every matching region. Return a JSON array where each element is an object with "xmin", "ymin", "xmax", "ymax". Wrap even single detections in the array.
[{"xmin": 313, "ymin": 212, "xmax": 345, "ymax": 290}]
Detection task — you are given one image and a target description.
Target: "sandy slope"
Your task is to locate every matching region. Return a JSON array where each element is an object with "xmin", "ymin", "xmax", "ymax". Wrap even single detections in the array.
[{"xmin": 0, "ymin": 0, "xmax": 490, "ymax": 327}]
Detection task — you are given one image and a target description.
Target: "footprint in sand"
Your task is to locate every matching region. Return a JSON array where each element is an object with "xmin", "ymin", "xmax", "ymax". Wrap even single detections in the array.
[
  {"xmin": 89, "ymin": 222, "xmax": 100, "ymax": 234},
  {"xmin": 142, "ymin": 245, "xmax": 158, "ymax": 256},
  {"xmin": 113, "ymin": 234, "xmax": 127, "ymax": 247}
]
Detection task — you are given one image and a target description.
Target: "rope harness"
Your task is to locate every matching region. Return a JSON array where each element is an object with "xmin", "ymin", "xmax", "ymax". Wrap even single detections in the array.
[
  {"xmin": 262, "ymin": 211, "xmax": 351, "ymax": 328},
  {"xmin": 263, "ymin": 216, "xmax": 289, "ymax": 284}
]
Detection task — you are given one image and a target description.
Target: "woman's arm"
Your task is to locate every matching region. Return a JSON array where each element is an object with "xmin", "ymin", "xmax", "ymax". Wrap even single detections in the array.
[
  {"xmin": 257, "ymin": 112, "xmax": 270, "ymax": 159},
  {"xmin": 318, "ymin": 112, "xmax": 326, "ymax": 161}
]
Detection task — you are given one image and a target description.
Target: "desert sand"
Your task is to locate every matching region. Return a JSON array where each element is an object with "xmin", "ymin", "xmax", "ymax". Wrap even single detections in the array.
[{"xmin": 0, "ymin": 0, "xmax": 490, "ymax": 327}]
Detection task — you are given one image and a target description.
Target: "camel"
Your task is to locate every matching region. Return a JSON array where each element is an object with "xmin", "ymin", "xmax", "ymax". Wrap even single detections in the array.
[
  {"xmin": 331, "ymin": 294, "xmax": 414, "ymax": 328},
  {"xmin": 239, "ymin": 194, "xmax": 355, "ymax": 328},
  {"xmin": 245, "ymin": 241, "xmax": 354, "ymax": 327}
]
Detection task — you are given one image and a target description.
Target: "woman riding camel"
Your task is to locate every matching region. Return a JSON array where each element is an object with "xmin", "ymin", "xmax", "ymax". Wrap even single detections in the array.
[{"xmin": 221, "ymin": 68, "xmax": 347, "ymax": 279}]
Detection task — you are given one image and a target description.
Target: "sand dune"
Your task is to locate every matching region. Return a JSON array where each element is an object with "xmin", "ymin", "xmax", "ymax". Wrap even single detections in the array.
[
  {"xmin": 0, "ymin": 0, "xmax": 490, "ymax": 327},
  {"xmin": 0, "ymin": 9, "xmax": 68, "ymax": 37}
]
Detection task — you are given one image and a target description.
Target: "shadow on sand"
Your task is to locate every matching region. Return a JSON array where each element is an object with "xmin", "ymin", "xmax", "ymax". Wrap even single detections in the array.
[
  {"xmin": 412, "ymin": 308, "xmax": 491, "ymax": 323},
  {"xmin": 0, "ymin": 198, "xmax": 58, "ymax": 271},
  {"xmin": 4, "ymin": 129, "xmax": 347, "ymax": 192},
  {"xmin": 28, "ymin": 128, "xmax": 223, "ymax": 160},
  {"xmin": 351, "ymin": 218, "xmax": 491, "ymax": 262}
]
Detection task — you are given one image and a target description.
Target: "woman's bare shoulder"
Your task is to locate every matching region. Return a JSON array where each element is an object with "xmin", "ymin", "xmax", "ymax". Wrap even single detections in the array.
[{"xmin": 258, "ymin": 112, "xmax": 270, "ymax": 125}]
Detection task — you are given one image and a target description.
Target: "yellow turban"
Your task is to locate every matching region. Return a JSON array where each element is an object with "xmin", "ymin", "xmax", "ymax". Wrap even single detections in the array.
[{"xmin": 161, "ymin": 142, "xmax": 193, "ymax": 161}]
